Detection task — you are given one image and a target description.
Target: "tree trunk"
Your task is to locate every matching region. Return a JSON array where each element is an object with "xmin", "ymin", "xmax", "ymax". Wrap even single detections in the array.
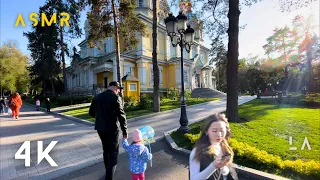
[
  {"xmin": 306, "ymin": 48, "xmax": 313, "ymax": 92},
  {"xmin": 43, "ymin": 80, "xmax": 47, "ymax": 97},
  {"xmin": 226, "ymin": 0, "xmax": 240, "ymax": 122},
  {"xmin": 51, "ymin": 78, "xmax": 56, "ymax": 96},
  {"xmin": 152, "ymin": 0, "xmax": 160, "ymax": 112},
  {"xmin": 60, "ymin": 26, "xmax": 68, "ymax": 95},
  {"xmin": 111, "ymin": 0, "xmax": 122, "ymax": 98}
]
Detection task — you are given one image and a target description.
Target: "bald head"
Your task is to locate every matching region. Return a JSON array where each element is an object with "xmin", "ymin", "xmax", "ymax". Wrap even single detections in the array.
[{"xmin": 108, "ymin": 86, "xmax": 120, "ymax": 94}]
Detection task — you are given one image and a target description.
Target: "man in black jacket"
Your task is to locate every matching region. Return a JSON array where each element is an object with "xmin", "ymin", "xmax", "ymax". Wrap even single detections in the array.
[{"xmin": 89, "ymin": 81, "xmax": 127, "ymax": 180}]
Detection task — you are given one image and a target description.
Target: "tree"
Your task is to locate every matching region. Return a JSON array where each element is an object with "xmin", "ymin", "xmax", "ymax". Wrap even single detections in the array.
[
  {"xmin": 24, "ymin": 8, "xmax": 61, "ymax": 96},
  {"xmin": 42, "ymin": 0, "xmax": 82, "ymax": 94},
  {"xmin": 171, "ymin": 0, "xmax": 316, "ymax": 121},
  {"xmin": 0, "ymin": 41, "xmax": 30, "ymax": 96},
  {"xmin": 263, "ymin": 26, "xmax": 300, "ymax": 77},
  {"xmin": 151, "ymin": 0, "xmax": 169, "ymax": 112},
  {"xmin": 209, "ymin": 37, "xmax": 227, "ymax": 92},
  {"xmin": 152, "ymin": 0, "xmax": 160, "ymax": 112},
  {"xmin": 79, "ymin": 0, "xmax": 146, "ymax": 98}
]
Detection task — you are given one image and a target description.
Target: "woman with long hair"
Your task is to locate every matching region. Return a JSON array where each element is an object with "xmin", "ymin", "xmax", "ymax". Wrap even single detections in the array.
[
  {"xmin": 8, "ymin": 92, "xmax": 23, "ymax": 119},
  {"xmin": 189, "ymin": 113, "xmax": 237, "ymax": 180}
]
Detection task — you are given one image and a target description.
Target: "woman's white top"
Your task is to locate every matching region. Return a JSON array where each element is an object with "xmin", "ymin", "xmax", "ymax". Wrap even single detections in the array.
[{"xmin": 189, "ymin": 144, "xmax": 229, "ymax": 180}]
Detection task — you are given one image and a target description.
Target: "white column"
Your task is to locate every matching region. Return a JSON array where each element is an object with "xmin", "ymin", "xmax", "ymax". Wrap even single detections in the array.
[
  {"xmin": 88, "ymin": 70, "xmax": 93, "ymax": 85},
  {"xmin": 189, "ymin": 67, "xmax": 193, "ymax": 89},
  {"xmin": 120, "ymin": 59, "xmax": 124, "ymax": 79},
  {"xmin": 208, "ymin": 69, "xmax": 213, "ymax": 89},
  {"xmin": 136, "ymin": 33, "xmax": 143, "ymax": 56},
  {"xmin": 176, "ymin": 62, "xmax": 181, "ymax": 87},
  {"xmin": 137, "ymin": 60, "xmax": 147, "ymax": 88},
  {"xmin": 166, "ymin": 36, "xmax": 170, "ymax": 60},
  {"xmin": 200, "ymin": 70, "xmax": 203, "ymax": 88},
  {"xmin": 92, "ymin": 71, "xmax": 97, "ymax": 84},
  {"xmin": 112, "ymin": 58, "xmax": 117, "ymax": 81}
]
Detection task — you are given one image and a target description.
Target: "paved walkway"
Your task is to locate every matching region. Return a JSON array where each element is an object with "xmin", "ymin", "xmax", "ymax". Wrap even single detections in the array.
[
  {"xmin": 55, "ymin": 139, "xmax": 256, "ymax": 180},
  {"xmin": 0, "ymin": 96, "xmax": 256, "ymax": 180}
]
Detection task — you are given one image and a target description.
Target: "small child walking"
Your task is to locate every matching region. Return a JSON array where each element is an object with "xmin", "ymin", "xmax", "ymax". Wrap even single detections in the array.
[
  {"xmin": 36, "ymin": 99, "xmax": 40, "ymax": 111},
  {"xmin": 122, "ymin": 129, "xmax": 152, "ymax": 180}
]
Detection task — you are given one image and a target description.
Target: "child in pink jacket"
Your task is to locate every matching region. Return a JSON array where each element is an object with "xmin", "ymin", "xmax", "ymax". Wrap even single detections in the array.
[{"xmin": 36, "ymin": 99, "xmax": 40, "ymax": 111}]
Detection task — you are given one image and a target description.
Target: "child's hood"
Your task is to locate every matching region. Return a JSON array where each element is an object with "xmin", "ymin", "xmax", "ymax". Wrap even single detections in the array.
[{"xmin": 128, "ymin": 144, "xmax": 146, "ymax": 158}]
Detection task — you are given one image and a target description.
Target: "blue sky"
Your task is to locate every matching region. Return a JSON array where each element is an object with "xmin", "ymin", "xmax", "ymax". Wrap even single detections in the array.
[{"xmin": 0, "ymin": 0, "xmax": 319, "ymax": 66}]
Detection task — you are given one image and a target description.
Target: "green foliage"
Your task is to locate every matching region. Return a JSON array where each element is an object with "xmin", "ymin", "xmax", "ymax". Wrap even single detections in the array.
[
  {"xmin": 123, "ymin": 96, "xmax": 138, "ymax": 110},
  {"xmin": 83, "ymin": 0, "xmax": 146, "ymax": 52},
  {"xmin": 167, "ymin": 88, "xmax": 180, "ymax": 100},
  {"xmin": 172, "ymin": 98, "xmax": 320, "ymax": 179},
  {"xmin": 184, "ymin": 132, "xmax": 201, "ymax": 144},
  {"xmin": 185, "ymin": 90, "xmax": 191, "ymax": 100},
  {"xmin": 138, "ymin": 94, "xmax": 153, "ymax": 109},
  {"xmin": 229, "ymin": 138, "xmax": 320, "ymax": 180},
  {"xmin": 0, "ymin": 41, "xmax": 30, "ymax": 93},
  {"xmin": 56, "ymin": 95, "xmax": 93, "ymax": 106},
  {"xmin": 24, "ymin": 8, "xmax": 61, "ymax": 95}
]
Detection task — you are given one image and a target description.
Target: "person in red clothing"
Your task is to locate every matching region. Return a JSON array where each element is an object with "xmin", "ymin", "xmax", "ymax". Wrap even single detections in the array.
[{"xmin": 8, "ymin": 92, "xmax": 23, "ymax": 119}]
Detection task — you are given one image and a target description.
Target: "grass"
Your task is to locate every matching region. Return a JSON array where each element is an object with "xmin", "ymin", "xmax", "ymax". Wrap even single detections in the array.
[
  {"xmin": 61, "ymin": 98, "xmax": 219, "ymax": 122},
  {"xmin": 171, "ymin": 98, "xmax": 320, "ymax": 179},
  {"xmin": 61, "ymin": 106, "xmax": 154, "ymax": 122},
  {"xmin": 160, "ymin": 98, "xmax": 219, "ymax": 111}
]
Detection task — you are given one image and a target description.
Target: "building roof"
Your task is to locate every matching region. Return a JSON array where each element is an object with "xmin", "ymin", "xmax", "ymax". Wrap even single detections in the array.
[{"xmin": 122, "ymin": 75, "xmax": 139, "ymax": 82}]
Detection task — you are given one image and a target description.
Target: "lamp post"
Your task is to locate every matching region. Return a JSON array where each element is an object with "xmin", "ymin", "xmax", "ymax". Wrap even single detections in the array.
[{"xmin": 165, "ymin": 12, "xmax": 194, "ymax": 133}]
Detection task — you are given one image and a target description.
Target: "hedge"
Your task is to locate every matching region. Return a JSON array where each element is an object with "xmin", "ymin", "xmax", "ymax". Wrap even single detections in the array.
[{"xmin": 56, "ymin": 95, "xmax": 94, "ymax": 106}]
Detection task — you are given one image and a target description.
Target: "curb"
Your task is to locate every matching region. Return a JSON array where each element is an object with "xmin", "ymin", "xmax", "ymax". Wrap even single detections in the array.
[
  {"xmin": 24, "ymin": 103, "xmax": 95, "ymax": 126},
  {"xmin": 163, "ymin": 129, "xmax": 290, "ymax": 180},
  {"xmin": 29, "ymin": 154, "xmax": 104, "ymax": 180},
  {"xmin": 24, "ymin": 99, "xmax": 223, "ymax": 126},
  {"xmin": 124, "ymin": 98, "xmax": 224, "ymax": 123}
]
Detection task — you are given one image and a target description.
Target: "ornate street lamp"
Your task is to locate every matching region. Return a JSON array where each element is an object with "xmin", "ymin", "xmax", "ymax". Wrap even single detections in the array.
[{"xmin": 165, "ymin": 12, "xmax": 194, "ymax": 133}]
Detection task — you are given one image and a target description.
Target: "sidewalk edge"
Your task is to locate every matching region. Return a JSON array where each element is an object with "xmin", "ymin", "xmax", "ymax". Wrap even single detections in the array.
[
  {"xmin": 24, "ymin": 98, "xmax": 223, "ymax": 126},
  {"xmin": 23, "ymin": 103, "xmax": 95, "ymax": 126},
  {"xmin": 163, "ymin": 129, "xmax": 290, "ymax": 180},
  {"xmin": 29, "ymin": 154, "xmax": 104, "ymax": 180}
]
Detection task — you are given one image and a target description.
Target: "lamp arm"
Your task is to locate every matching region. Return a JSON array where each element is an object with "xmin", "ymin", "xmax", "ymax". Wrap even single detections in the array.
[{"xmin": 170, "ymin": 33, "xmax": 181, "ymax": 47}]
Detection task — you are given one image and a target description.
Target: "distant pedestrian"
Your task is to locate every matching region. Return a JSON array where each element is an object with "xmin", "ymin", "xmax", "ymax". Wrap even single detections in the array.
[
  {"xmin": 45, "ymin": 98, "xmax": 51, "ymax": 113},
  {"xmin": 189, "ymin": 113, "xmax": 236, "ymax": 180},
  {"xmin": 8, "ymin": 93, "xmax": 23, "ymax": 119},
  {"xmin": 0, "ymin": 97, "xmax": 6, "ymax": 114},
  {"xmin": 36, "ymin": 99, "xmax": 40, "ymax": 111},
  {"xmin": 122, "ymin": 129, "xmax": 152, "ymax": 180},
  {"xmin": 89, "ymin": 81, "xmax": 127, "ymax": 180}
]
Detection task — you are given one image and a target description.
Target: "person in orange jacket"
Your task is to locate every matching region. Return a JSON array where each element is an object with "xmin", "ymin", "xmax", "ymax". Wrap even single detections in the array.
[{"xmin": 8, "ymin": 92, "xmax": 23, "ymax": 119}]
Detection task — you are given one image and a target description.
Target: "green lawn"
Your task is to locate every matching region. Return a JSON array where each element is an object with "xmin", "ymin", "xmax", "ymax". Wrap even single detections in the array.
[
  {"xmin": 173, "ymin": 99, "xmax": 320, "ymax": 161},
  {"xmin": 171, "ymin": 99, "xmax": 320, "ymax": 179},
  {"xmin": 61, "ymin": 98, "xmax": 219, "ymax": 122},
  {"xmin": 233, "ymin": 99, "xmax": 319, "ymax": 161}
]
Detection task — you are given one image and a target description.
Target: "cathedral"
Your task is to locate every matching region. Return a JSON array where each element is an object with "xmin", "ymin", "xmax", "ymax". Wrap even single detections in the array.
[{"xmin": 66, "ymin": 0, "xmax": 216, "ymax": 99}]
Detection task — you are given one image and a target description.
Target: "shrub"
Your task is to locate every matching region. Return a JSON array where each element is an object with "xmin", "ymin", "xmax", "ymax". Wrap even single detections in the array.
[
  {"xmin": 185, "ymin": 90, "xmax": 191, "ymax": 100},
  {"xmin": 167, "ymin": 88, "xmax": 180, "ymax": 100},
  {"xmin": 138, "ymin": 94, "xmax": 153, "ymax": 109},
  {"xmin": 124, "ymin": 96, "xmax": 138, "ymax": 110},
  {"xmin": 56, "ymin": 95, "xmax": 93, "ymax": 106},
  {"xmin": 184, "ymin": 132, "xmax": 201, "ymax": 144}
]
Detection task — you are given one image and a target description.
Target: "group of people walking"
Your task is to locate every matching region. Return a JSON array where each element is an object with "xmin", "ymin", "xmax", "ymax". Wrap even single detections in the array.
[
  {"xmin": 89, "ymin": 81, "xmax": 234, "ymax": 180},
  {"xmin": 0, "ymin": 93, "xmax": 52, "ymax": 119},
  {"xmin": 0, "ymin": 92, "xmax": 23, "ymax": 119}
]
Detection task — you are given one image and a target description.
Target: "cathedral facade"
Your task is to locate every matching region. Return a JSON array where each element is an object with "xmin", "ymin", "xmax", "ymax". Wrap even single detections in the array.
[{"xmin": 66, "ymin": 0, "xmax": 216, "ymax": 99}]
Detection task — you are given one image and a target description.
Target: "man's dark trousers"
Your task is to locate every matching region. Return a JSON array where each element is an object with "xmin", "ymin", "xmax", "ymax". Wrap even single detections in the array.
[{"xmin": 97, "ymin": 130, "xmax": 119, "ymax": 180}]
